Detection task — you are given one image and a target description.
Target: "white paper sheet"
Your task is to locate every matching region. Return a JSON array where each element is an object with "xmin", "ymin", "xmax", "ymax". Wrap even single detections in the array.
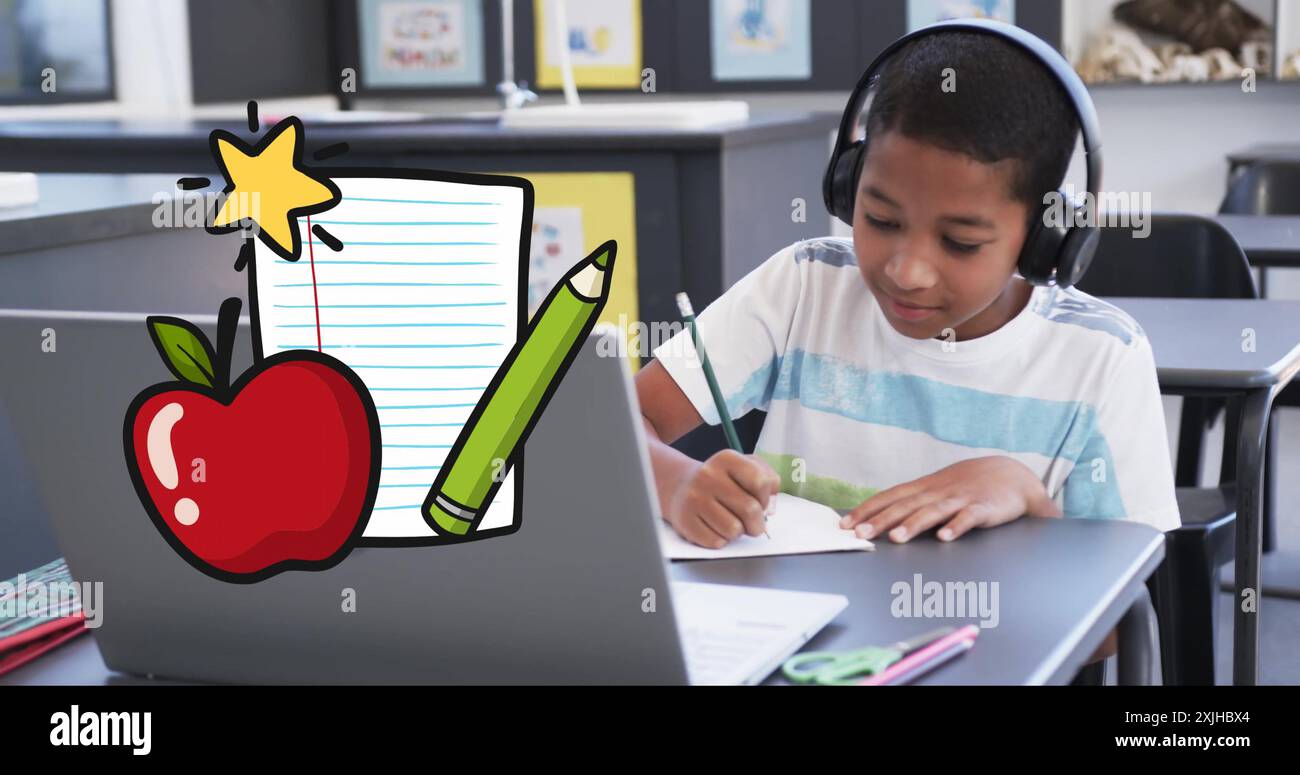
[
  {"xmin": 658, "ymin": 492, "xmax": 875, "ymax": 560},
  {"xmin": 253, "ymin": 175, "xmax": 525, "ymax": 541}
]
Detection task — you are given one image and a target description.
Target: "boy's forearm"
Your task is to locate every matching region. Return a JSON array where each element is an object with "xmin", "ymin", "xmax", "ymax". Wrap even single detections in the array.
[{"xmin": 640, "ymin": 416, "xmax": 700, "ymax": 519}]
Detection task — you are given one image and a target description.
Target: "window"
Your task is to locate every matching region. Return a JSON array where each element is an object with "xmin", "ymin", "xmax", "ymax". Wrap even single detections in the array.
[{"xmin": 0, "ymin": 0, "xmax": 114, "ymax": 104}]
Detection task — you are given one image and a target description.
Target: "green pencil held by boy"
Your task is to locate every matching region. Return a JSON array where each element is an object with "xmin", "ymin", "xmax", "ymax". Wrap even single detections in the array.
[
  {"xmin": 423, "ymin": 240, "xmax": 617, "ymax": 538},
  {"xmin": 677, "ymin": 291, "xmax": 770, "ymax": 539}
]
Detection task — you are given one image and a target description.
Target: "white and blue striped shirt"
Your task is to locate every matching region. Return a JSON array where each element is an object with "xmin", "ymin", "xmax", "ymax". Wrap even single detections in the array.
[{"xmin": 653, "ymin": 237, "xmax": 1180, "ymax": 532}]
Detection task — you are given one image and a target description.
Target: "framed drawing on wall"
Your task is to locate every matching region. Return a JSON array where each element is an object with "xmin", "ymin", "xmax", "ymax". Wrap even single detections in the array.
[
  {"xmin": 710, "ymin": 0, "xmax": 813, "ymax": 82},
  {"xmin": 358, "ymin": 0, "xmax": 487, "ymax": 88}
]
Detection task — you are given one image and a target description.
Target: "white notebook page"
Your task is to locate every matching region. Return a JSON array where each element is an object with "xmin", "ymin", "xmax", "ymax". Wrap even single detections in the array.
[
  {"xmin": 253, "ymin": 176, "xmax": 526, "ymax": 540},
  {"xmin": 658, "ymin": 493, "xmax": 875, "ymax": 560}
]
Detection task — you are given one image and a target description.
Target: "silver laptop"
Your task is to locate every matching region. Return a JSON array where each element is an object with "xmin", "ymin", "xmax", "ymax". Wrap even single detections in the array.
[{"xmin": 0, "ymin": 310, "xmax": 845, "ymax": 685}]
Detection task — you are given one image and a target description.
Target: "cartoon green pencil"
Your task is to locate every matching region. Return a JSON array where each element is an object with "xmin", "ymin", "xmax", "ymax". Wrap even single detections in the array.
[{"xmin": 423, "ymin": 240, "xmax": 617, "ymax": 537}]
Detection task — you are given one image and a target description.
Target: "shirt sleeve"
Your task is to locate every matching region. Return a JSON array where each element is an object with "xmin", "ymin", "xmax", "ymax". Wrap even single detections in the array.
[
  {"xmin": 1059, "ymin": 334, "xmax": 1181, "ymax": 532},
  {"xmin": 651, "ymin": 242, "xmax": 806, "ymax": 426}
]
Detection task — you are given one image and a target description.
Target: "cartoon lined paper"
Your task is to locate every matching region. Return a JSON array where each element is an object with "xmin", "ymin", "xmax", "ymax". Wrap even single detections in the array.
[{"xmin": 252, "ymin": 174, "xmax": 527, "ymax": 542}]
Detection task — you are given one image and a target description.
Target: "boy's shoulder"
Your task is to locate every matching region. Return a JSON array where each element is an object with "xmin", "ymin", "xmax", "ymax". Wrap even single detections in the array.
[
  {"xmin": 1026, "ymin": 286, "xmax": 1157, "ymax": 397},
  {"xmin": 1030, "ymin": 285, "xmax": 1147, "ymax": 351},
  {"xmin": 786, "ymin": 235, "xmax": 858, "ymax": 268}
]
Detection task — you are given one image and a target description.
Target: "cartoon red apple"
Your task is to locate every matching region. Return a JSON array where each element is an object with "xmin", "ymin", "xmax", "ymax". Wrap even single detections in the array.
[{"xmin": 124, "ymin": 298, "xmax": 379, "ymax": 583}]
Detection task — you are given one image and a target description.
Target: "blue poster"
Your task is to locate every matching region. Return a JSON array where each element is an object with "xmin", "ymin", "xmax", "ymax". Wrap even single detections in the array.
[
  {"xmin": 359, "ymin": 0, "xmax": 485, "ymax": 88},
  {"xmin": 907, "ymin": 0, "xmax": 1016, "ymax": 32},
  {"xmin": 710, "ymin": 0, "xmax": 812, "ymax": 82}
]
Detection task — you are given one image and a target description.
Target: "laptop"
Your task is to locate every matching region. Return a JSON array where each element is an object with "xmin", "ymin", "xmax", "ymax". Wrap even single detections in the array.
[{"xmin": 0, "ymin": 309, "xmax": 846, "ymax": 685}]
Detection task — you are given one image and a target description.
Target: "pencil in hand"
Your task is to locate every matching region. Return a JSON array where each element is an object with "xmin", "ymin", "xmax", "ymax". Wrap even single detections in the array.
[{"xmin": 676, "ymin": 292, "xmax": 771, "ymax": 540}]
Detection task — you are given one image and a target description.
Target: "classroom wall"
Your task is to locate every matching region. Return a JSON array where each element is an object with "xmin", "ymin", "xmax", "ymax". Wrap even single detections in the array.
[
  {"xmin": 731, "ymin": 83, "xmax": 1300, "ymax": 299},
  {"xmin": 1065, "ymin": 81, "xmax": 1300, "ymax": 299},
  {"xmin": 374, "ymin": 83, "xmax": 1300, "ymax": 300}
]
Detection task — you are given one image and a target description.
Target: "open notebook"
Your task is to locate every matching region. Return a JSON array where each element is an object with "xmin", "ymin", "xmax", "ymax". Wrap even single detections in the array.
[
  {"xmin": 658, "ymin": 492, "xmax": 875, "ymax": 560},
  {"xmin": 253, "ymin": 173, "xmax": 529, "ymax": 543}
]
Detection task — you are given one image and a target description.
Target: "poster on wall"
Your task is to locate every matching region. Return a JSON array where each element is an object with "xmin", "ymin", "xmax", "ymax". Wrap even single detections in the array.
[
  {"xmin": 907, "ymin": 0, "xmax": 1015, "ymax": 32},
  {"xmin": 359, "ymin": 0, "xmax": 486, "ymax": 88},
  {"xmin": 535, "ymin": 0, "xmax": 643, "ymax": 89},
  {"xmin": 528, "ymin": 207, "xmax": 586, "ymax": 315},
  {"xmin": 710, "ymin": 0, "xmax": 812, "ymax": 82},
  {"xmin": 514, "ymin": 171, "xmax": 641, "ymax": 366}
]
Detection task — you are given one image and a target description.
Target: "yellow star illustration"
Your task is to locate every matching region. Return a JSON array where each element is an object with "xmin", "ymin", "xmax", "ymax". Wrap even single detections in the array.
[{"xmin": 209, "ymin": 118, "xmax": 340, "ymax": 260}]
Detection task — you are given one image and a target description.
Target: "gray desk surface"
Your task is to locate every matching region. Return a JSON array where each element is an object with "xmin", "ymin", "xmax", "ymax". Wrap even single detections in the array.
[
  {"xmin": 2, "ymin": 517, "xmax": 1163, "ymax": 686},
  {"xmin": 1215, "ymin": 214, "xmax": 1300, "ymax": 265},
  {"xmin": 0, "ymin": 173, "xmax": 218, "ymax": 257},
  {"xmin": 1104, "ymin": 297, "xmax": 1300, "ymax": 390},
  {"xmin": 0, "ymin": 113, "xmax": 837, "ymax": 159}
]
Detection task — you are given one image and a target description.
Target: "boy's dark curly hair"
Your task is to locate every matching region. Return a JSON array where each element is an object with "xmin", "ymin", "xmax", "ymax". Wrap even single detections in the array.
[{"xmin": 864, "ymin": 31, "xmax": 1080, "ymax": 218}]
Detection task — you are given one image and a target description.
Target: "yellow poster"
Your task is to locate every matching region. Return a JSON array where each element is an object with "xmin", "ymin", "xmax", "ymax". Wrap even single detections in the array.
[
  {"xmin": 514, "ymin": 171, "xmax": 641, "ymax": 367},
  {"xmin": 534, "ymin": 0, "xmax": 643, "ymax": 89}
]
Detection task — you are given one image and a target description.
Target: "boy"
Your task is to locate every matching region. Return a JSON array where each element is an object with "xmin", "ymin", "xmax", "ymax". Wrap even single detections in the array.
[{"xmin": 636, "ymin": 31, "xmax": 1180, "ymax": 553}]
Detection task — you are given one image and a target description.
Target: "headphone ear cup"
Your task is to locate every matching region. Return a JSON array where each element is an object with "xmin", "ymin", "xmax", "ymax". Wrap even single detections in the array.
[
  {"xmin": 824, "ymin": 140, "xmax": 866, "ymax": 226},
  {"xmin": 1018, "ymin": 205, "xmax": 1066, "ymax": 285},
  {"xmin": 1057, "ymin": 225, "xmax": 1100, "ymax": 288},
  {"xmin": 1018, "ymin": 193, "xmax": 1102, "ymax": 288}
]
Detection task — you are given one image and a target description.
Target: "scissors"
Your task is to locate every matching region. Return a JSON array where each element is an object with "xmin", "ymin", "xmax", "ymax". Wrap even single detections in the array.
[{"xmin": 781, "ymin": 627, "xmax": 956, "ymax": 686}]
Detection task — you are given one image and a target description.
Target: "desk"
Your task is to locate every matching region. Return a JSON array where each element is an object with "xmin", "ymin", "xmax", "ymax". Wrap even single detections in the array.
[
  {"xmin": 677, "ymin": 518, "xmax": 1164, "ymax": 685},
  {"xmin": 0, "ymin": 174, "xmax": 239, "ymax": 314},
  {"xmin": 1216, "ymin": 215, "xmax": 1300, "ymax": 267},
  {"xmin": 1104, "ymin": 297, "xmax": 1300, "ymax": 685},
  {"xmin": 0, "ymin": 115, "xmax": 838, "ymax": 326},
  {"xmin": 1, "ymin": 517, "xmax": 1163, "ymax": 686},
  {"xmin": 1214, "ymin": 214, "xmax": 1300, "ymax": 297}
]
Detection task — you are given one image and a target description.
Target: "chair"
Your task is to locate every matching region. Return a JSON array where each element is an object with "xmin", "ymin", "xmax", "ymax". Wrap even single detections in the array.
[
  {"xmin": 1219, "ymin": 161, "xmax": 1300, "ymax": 217},
  {"xmin": 1075, "ymin": 213, "xmax": 1257, "ymax": 684}
]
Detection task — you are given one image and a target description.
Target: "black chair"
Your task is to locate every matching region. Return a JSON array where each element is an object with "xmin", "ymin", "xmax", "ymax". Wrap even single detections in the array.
[
  {"xmin": 1076, "ymin": 213, "xmax": 1258, "ymax": 685},
  {"xmin": 1220, "ymin": 161, "xmax": 1300, "ymax": 217}
]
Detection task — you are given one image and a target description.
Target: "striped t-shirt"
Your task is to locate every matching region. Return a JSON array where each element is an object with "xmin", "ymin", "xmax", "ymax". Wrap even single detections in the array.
[{"xmin": 653, "ymin": 237, "xmax": 1180, "ymax": 532}]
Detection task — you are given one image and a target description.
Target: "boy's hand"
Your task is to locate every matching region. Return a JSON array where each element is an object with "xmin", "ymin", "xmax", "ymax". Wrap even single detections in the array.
[
  {"xmin": 667, "ymin": 450, "xmax": 781, "ymax": 548},
  {"xmin": 840, "ymin": 456, "xmax": 1061, "ymax": 543}
]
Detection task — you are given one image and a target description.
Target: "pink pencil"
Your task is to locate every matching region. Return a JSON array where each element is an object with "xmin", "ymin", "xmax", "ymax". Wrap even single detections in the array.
[{"xmin": 859, "ymin": 624, "xmax": 980, "ymax": 686}]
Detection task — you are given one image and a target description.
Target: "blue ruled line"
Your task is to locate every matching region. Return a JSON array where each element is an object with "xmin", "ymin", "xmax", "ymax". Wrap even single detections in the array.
[
  {"xmin": 277, "ymin": 344, "xmax": 501, "ymax": 350},
  {"xmin": 274, "ymin": 302, "xmax": 506, "ymax": 309},
  {"xmin": 274, "ymin": 260, "xmax": 495, "ymax": 266},
  {"xmin": 343, "ymin": 197, "xmax": 500, "ymax": 205},
  {"xmin": 311, "ymin": 220, "xmax": 497, "ymax": 226},
  {"xmin": 273, "ymin": 282, "xmax": 499, "ymax": 287},
  {"xmin": 376, "ymin": 404, "xmax": 476, "ymax": 410},
  {"xmin": 275, "ymin": 323, "xmax": 504, "ymax": 328},
  {"xmin": 309, "ymin": 241, "xmax": 496, "ymax": 246}
]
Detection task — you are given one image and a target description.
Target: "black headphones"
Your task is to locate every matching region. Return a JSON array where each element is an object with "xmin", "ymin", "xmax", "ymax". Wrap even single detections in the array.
[{"xmin": 823, "ymin": 18, "xmax": 1103, "ymax": 288}]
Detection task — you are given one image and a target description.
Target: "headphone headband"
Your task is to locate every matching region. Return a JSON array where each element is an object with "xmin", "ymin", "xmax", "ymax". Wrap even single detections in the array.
[{"xmin": 824, "ymin": 19, "xmax": 1104, "ymax": 288}]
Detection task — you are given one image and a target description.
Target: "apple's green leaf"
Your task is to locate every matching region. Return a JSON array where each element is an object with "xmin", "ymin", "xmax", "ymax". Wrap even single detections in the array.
[{"xmin": 146, "ymin": 317, "xmax": 217, "ymax": 387}]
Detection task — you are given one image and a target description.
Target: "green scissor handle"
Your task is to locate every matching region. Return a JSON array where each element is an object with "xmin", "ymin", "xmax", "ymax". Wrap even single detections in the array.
[
  {"xmin": 781, "ymin": 646, "xmax": 902, "ymax": 686},
  {"xmin": 781, "ymin": 627, "xmax": 957, "ymax": 686}
]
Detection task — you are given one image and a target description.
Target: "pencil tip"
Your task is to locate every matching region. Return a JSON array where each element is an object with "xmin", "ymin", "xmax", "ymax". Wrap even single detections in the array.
[{"xmin": 590, "ymin": 240, "xmax": 616, "ymax": 270}]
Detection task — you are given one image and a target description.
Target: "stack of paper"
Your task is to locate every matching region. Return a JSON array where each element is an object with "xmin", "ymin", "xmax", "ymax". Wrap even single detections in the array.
[{"xmin": 0, "ymin": 558, "xmax": 88, "ymax": 676}]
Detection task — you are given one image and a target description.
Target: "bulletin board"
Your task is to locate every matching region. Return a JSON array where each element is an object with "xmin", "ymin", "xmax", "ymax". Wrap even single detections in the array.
[
  {"xmin": 532, "ymin": 0, "xmax": 644, "ymax": 89},
  {"xmin": 511, "ymin": 171, "xmax": 642, "ymax": 367}
]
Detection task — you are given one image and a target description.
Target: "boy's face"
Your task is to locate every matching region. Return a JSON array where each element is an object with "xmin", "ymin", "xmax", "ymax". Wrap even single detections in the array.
[{"xmin": 852, "ymin": 130, "xmax": 1034, "ymax": 341}]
